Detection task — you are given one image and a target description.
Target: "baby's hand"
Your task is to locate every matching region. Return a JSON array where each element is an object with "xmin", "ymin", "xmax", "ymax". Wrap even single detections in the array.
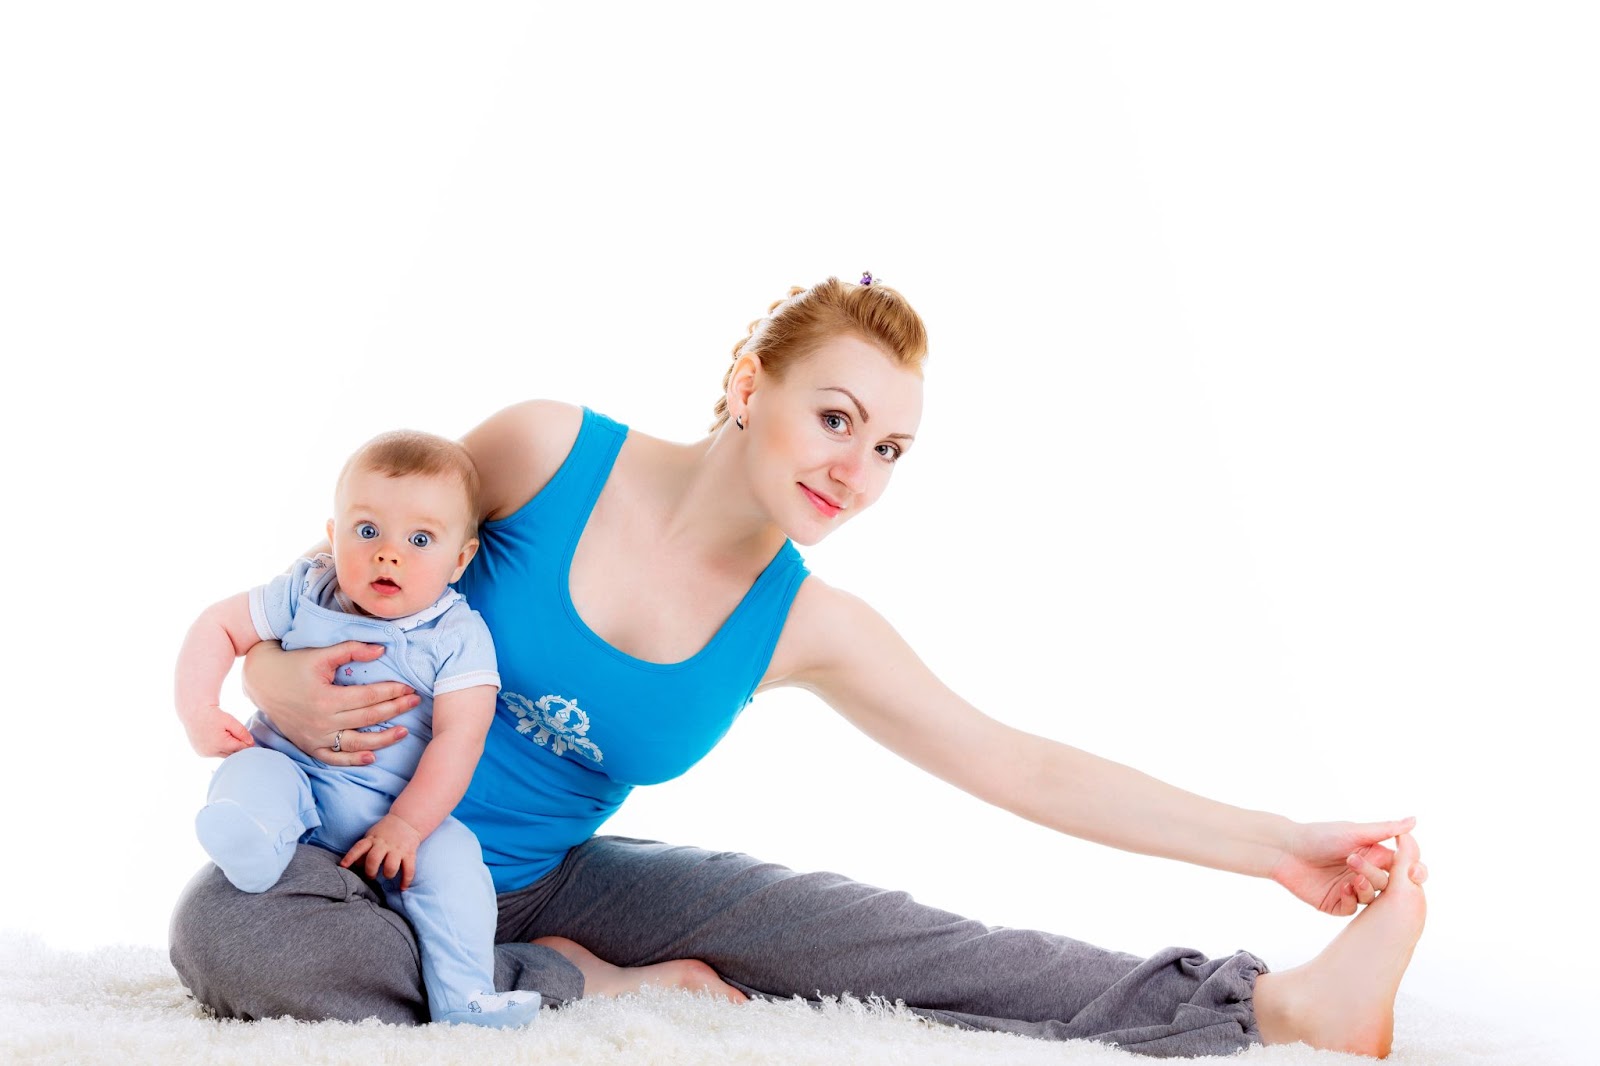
[
  {"xmin": 340, "ymin": 813, "xmax": 423, "ymax": 891},
  {"xmin": 183, "ymin": 706, "xmax": 256, "ymax": 757}
]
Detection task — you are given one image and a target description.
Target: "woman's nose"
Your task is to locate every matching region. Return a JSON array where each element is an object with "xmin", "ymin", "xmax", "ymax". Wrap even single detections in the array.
[{"xmin": 831, "ymin": 451, "xmax": 866, "ymax": 492}]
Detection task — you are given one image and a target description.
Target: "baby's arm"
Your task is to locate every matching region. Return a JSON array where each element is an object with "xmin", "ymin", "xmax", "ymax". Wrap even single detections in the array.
[
  {"xmin": 175, "ymin": 592, "xmax": 261, "ymax": 757},
  {"xmin": 339, "ymin": 685, "xmax": 495, "ymax": 891}
]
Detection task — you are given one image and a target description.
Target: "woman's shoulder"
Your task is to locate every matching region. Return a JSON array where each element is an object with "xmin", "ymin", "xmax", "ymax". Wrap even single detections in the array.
[
  {"xmin": 763, "ymin": 574, "xmax": 894, "ymax": 688},
  {"xmin": 462, "ymin": 400, "xmax": 587, "ymax": 521}
]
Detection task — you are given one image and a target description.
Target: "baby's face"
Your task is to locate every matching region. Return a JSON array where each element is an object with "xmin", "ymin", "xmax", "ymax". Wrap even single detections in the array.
[{"xmin": 327, "ymin": 467, "xmax": 479, "ymax": 619}]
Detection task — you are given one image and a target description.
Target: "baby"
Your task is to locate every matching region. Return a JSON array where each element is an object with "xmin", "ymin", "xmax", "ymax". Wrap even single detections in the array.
[{"xmin": 174, "ymin": 429, "xmax": 541, "ymax": 1028}]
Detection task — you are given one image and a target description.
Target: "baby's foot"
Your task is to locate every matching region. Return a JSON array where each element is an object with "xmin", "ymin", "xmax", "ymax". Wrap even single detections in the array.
[
  {"xmin": 438, "ymin": 989, "xmax": 543, "ymax": 1029},
  {"xmin": 533, "ymin": 935, "xmax": 748, "ymax": 1003},
  {"xmin": 194, "ymin": 800, "xmax": 292, "ymax": 893}
]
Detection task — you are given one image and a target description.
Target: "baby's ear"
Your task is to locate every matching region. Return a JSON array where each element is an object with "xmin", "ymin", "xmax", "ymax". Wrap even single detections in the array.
[
  {"xmin": 452, "ymin": 538, "xmax": 480, "ymax": 582},
  {"xmin": 325, "ymin": 518, "xmax": 335, "ymax": 543}
]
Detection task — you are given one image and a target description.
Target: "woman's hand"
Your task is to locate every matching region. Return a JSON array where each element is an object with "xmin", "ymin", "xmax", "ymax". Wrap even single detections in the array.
[
  {"xmin": 240, "ymin": 641, "xmax": 419, "ymax": 766},
  {"xmin": 1270, "ymin": 817, "xmax": 1427, "ymax": 915},
  {"xmin": 340, "ymin": 813, "xmax": 423, "ymax": 891}
]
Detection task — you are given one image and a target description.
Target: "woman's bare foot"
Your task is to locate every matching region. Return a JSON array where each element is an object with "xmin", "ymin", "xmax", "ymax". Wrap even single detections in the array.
[
  {"xmin": 1255, "ymin": 833, "xmax": 1428, "ymax": 1058},
  {"xmin": 532, "ymin": 935, "xmax": 748, "ymax": 1004}
]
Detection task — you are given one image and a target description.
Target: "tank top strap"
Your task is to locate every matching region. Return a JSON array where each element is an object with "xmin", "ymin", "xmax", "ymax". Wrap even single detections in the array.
[
  {"xmin": 717, "ymin": 540, "xmax": 809, "ymax": 706},
  {"xmin": 496, "ymin": 407, "xmax": 626, "ymax": 537}
]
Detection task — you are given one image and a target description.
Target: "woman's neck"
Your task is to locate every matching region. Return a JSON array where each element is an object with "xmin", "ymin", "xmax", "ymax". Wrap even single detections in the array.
[{"xmin": 650, "ymin": 430, "xmax": 789, "ymax": 569}]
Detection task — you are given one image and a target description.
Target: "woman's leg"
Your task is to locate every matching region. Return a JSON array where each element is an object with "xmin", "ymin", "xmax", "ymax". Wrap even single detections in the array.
[
  {"xmin": 495, "ymin": 836, "xmax": 1265, "ymax": 1057},
  {"xmin": 1253, "ymin": 833, "xmax": 1428, "ymax": 1058},
  {"xmin": 168, "ymin": 845, "xmax": 583, "ymax": 1023},
  {"xmin": 530, "ymin": 936, "xmax": 749, "ymax": 1003}
]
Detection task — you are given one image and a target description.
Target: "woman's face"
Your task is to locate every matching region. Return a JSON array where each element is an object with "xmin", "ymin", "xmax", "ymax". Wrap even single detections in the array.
[{"xmin": 743, "ymin": 334, "xmax": 924, "ymax": 546}]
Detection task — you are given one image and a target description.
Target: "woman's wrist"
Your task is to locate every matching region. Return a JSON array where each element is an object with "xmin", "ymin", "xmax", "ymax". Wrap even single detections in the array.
[{"xmin": 1253, "ymin": 812, "xmax": 1301, "ymax": 880}]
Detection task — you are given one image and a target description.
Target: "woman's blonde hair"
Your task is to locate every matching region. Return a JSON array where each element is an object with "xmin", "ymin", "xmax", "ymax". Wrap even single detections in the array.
[{"xmin": 712, "ymin": 276, "xmax": 929, "ymax": 431}]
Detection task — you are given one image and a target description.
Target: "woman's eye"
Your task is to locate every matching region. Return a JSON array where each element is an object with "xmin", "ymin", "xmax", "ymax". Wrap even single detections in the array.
[
  {"xmin": 822, "ymin": 412, "xmax": 848, "ymax": 433},
  {"xmin": 409, "ymin": 532, "xmax": 432, "ymax": 549},
  {"xmin": 876, "ymin": 443, "xmax": 903, "ymax": 462},
  {"xmin": 357, "ymin": 523, "xmax": 379, "ymax": 540}
]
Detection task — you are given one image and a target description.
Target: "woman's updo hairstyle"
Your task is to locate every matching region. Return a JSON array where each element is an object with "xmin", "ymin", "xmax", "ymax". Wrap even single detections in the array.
[{"xmin": 711, "ymin": 276, "xmax": 929, "ymax": 431}]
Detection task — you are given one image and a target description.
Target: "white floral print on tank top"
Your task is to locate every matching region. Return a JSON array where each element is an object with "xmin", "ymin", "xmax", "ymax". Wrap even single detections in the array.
[{"xmin": 502, "ymin": 691, "xmax": 605, "ymax": 765}]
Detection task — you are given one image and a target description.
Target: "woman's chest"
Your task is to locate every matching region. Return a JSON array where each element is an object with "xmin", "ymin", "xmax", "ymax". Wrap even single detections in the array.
[
  {"xmin": 484, "ymin": 598, "xmax": 753, "ymax": 786},
  {"xmin": 567, "ymin": 493, "xmax": 766, "ymax": 665}
]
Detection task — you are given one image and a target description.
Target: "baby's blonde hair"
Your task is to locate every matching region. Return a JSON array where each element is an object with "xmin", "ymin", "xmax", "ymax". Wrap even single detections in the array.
[{"xmin": 339, "ymin": 430, "xmax": 483, "ymax": 535}]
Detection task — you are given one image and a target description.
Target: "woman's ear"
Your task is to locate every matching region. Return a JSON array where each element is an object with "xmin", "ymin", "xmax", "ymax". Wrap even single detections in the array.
[{"xmin": 727, "ymin": 352, "xmax": 763, "ymax": 417}]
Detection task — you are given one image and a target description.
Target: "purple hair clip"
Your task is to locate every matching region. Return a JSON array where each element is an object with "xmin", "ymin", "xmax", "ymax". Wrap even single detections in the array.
[{"xmin": 859, "ymin": 271, "xmax": 876, "ymax": 286}]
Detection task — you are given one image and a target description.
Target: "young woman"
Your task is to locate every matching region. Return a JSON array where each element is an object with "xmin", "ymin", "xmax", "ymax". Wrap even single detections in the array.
[{"xmin": 171, "ymin": 276, "xmax": 1426, "ymax": 1058}]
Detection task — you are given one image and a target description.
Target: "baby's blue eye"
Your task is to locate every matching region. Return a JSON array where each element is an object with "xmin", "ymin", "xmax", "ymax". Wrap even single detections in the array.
[
  {"xmin": 357, "ymin": 523, "xmax": 379, "ymax": 540},
  {"xmin": 410, "ymin": 531, "xmax": 432, "ymax": 549}
]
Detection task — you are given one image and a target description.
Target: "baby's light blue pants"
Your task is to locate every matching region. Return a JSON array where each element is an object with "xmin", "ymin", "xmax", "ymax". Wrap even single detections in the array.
[{"xmin": 198, "ymin": 746, "xmax": 501, "ymax": 1023}]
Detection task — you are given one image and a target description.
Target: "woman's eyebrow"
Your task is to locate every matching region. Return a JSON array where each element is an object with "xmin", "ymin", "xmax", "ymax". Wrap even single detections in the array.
[
  {"xmin": 819, "ymin": 386, "xmax": 869, "ymax": 422},
  {"xmin": 816, "ymin": 386, "xmax": 915, "ymax": 440}
]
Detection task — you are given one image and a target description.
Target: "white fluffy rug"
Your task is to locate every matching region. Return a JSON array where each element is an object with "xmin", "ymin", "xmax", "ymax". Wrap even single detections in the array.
[{"xmin": 0, "ymin": 933, "xmax": 1557, "ymax": 1065}]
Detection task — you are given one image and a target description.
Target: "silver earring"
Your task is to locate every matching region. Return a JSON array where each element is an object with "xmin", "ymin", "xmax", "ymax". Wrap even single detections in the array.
[{"xmin": 736, "ymin": 415, "xmax": 745, "ymax": 431}]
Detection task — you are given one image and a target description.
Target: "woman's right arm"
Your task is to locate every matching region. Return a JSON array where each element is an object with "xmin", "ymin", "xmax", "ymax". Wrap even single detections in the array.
[
  {"xmin": 244, "ymin": 400, "xmax": 584, "ymax": 766},
  {"xmin": 241, "ymin": 641, "xmax": 420, "ymax": 766},
  {"xmin": 772, "ymin": 577, "xmax": 1415, "ymax": 916},
  {"xmin": 461, "ymin": 399, "xmax": 583, "ymax": 520}
]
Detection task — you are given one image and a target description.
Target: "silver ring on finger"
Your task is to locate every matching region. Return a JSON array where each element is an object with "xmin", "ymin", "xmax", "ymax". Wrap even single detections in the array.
[{"xmin": 332, "ymin": 729, "xmax": 344, "ymax": 753}]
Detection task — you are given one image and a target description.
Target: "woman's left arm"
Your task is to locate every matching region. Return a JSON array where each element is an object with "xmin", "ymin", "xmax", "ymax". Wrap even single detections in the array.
[{"xmin": 773, "ymin": 578, "xmax": 1414, "ymax": 916}]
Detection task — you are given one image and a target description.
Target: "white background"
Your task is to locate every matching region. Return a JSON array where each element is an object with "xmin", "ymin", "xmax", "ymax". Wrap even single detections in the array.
[{"xmin": 2, "ymin": 2, "xmax": 1594, "ymax": 1058}]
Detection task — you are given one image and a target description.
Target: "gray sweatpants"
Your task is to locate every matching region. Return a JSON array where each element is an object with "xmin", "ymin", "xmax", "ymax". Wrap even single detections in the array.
[{"xmin": 169, "ymin": 836, "xmax": 1265, "ymax": 1058}]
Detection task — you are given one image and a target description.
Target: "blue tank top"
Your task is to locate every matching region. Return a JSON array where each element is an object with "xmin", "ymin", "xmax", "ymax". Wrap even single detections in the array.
[{"xmin": 453, "ymin": 408, "xmax": 809, "ymax": 892}]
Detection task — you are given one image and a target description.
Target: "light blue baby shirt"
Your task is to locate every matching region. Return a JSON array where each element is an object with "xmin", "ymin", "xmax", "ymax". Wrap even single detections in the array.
[{"xmin": 246, "ymin": 554, "xmax": 501, "ymax": 799}]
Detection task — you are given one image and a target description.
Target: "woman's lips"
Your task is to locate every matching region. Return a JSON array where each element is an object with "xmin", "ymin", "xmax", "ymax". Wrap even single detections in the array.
[{"xmin": 800, "ymin": 484, "xmax": 841, "ymax": 518}]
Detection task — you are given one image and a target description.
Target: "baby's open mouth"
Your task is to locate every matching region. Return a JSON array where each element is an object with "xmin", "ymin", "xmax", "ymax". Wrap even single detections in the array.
[{"xmin": 372, "ymin": 578, "xmax": 400, "ymax": 591}]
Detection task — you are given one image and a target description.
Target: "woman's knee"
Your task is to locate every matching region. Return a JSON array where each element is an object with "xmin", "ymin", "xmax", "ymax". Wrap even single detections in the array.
[{"xmin": 169, "ymin": 845, "xmax": 427, "ymax": 1023}]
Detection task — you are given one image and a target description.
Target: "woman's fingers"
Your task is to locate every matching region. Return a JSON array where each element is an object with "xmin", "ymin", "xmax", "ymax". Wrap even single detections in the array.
[
  {"xmin": 315, "ymin": 746, "xmax": 376, "ymax": 768},
  {"xmin": 1364, "ymin": 816, "xmax": 1416, "ymax": 845},
  {"xmin": 1336, "ymin": 883, "xmax": 1357, "ymax": 916},
  {"xmin": 327, "ymin": 682, "xmax": 420, "ymax": 729},
  {"xmin": 329, "ymin": 722, "xmax": 408, "ymax": 752},
  {"xmin": 315, "ymin": 640, "xmax": 387, "ymax": 673},
  {"xmin": 316, "ymin": 643, "xmax": 420, "ymax": 728},
  {"xmin": 1343, "ymin": 831, "xmax": 1426, "ymax": 905},
  {"xmin": 327, "ymin": 677, "xmax": 416, "ymax": 716},
  {"xmin": 1346, "ymin": 851, "xmax": 1392, "ymax": 892},
  {"xmin": 311, "ymin": 729, "xmax": 381, "ymax": 767},
  {"xmin": 308, "ymin": 707, "xmax": 414, "ymax": 765}
]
